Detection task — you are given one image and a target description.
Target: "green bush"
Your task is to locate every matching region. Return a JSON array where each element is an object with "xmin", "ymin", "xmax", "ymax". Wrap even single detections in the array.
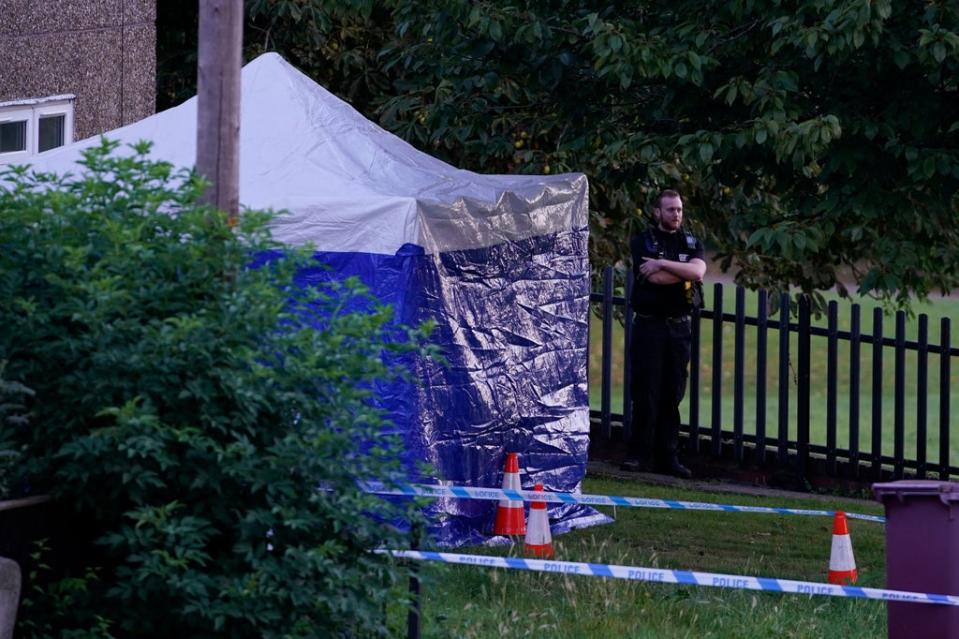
[
  {"xmin": 0, "ymin": 140, "xmax": 427, "ymax": 638},
  {"xmin": 0, "ymin": 361, "xmax": 32, "ymax": 495}
]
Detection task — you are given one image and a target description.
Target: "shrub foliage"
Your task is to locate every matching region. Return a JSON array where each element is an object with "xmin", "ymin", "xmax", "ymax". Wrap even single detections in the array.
[{"xmin": 0, "ymin": 141, "xmax": 423, "ymax": 638}]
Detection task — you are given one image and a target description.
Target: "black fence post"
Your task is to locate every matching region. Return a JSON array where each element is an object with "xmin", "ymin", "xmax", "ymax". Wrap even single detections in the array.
[
  {"xmin": 777, "ymin": 292, "xmax": 790, "ymax": 465},
  {"xmin": 797, "ymin": 296, "xmax": 811, "ymax": 481},
  {"xmin": 871, "ymin": 307, "xmax": 884, "ymax": 481},
  {"xmin": 940, "ymin": 318, "xmax": 952, "ymax": 480},
  {"xmin": 601, "ymin": 266, "xmax": 614, "ymax": 440},
  {"xmin": 755, "ymin": 290, "xmax": 768, "ymax": 465},
  {"xmin": 623, "ymin": 271, "xmax": 634, "ymax": 440},
  {"xmin": 826, "ymin": 301, "xmax": 838, "ymax": 476},
  {"xmin": 849, "ymin": 304, "xmax": 861, "ymax": 478},
  {"xmin": 917, "ymin": 315, "xmax": 929, "ymax": 478},
  {"xmin": 689, "ymin": 301, "xmax": 702, "ymax": 453},
  {"xmin": 894, "ymin": 311, "xmax": 906, "ymax": 479},
  {"xmin": 733, "ymin": 287, "xmax": 745, "ymax": 464},
  {"xmin": 711, "ymin": 283, "xmax": 724, "ymax": 457}
]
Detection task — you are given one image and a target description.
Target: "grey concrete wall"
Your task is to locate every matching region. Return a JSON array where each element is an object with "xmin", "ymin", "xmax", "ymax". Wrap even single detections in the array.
[{"xmin": 0, "ymin": 0, "xmax": 156, "ymax": 140}]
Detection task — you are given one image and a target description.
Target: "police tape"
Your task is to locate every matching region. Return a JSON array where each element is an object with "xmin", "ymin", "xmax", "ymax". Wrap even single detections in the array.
[
  {"xmin": 386, "ymin": 550, "xmax": 959, "ymax": 607},
  {"xmin": 360, "ymin": 481, "xmax": 886, "ymax": 523}
]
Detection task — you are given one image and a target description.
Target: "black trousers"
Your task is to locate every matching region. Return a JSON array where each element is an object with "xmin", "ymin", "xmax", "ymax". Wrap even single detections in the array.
[{"xmin": 628, "ymin": 314, "xmax": 692, "ymax": 464}]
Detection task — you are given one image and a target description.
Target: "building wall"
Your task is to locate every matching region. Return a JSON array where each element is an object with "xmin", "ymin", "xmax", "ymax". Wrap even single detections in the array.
[{"xmin": 0, "ymin": 0, "xmax": 156, "ymax": 140}]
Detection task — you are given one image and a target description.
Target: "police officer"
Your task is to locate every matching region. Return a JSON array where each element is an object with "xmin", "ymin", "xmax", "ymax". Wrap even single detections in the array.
[{"xmin": 621, "ymin": 189, "xmax": 706, "ymax": 478}]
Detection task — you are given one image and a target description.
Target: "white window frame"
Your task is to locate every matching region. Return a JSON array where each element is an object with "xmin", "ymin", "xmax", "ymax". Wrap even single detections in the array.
[
  {"xmin": 0, "ymin": 95, "xmax": 75, "ymax": 164},
  {"xmin": 0, "ymin": 106, "xmax": 33, "ymax": 163},
  {"xmin": 35, "ymin": 102, "xmax": 74, "ymax": 154}
]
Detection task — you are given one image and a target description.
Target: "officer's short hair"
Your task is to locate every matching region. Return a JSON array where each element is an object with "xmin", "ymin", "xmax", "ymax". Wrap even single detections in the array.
[{"xmin": 655, "ymin": 189, "xmax": 682, "ymax": 209}]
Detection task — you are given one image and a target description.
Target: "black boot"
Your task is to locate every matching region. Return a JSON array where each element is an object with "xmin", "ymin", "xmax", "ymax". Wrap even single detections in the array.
[{"xmin": 658, "ymin": 458, "xmax": 692, "ymax": 479}]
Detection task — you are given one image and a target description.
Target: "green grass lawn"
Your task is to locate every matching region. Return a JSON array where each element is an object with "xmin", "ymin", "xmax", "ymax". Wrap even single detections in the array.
[
  {"xmin": 590, "ymin": 285, "xmax": 959, "ymax": 464},
  {"xmin": 396, "ymin": 476, "xmax": 887, "ymax": 638}
]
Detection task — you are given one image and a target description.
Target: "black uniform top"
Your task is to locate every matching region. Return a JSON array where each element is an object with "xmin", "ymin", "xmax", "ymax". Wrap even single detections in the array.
[{"xmin": 629, "ymin": 225, "xmax": 705, "ymax": 317}]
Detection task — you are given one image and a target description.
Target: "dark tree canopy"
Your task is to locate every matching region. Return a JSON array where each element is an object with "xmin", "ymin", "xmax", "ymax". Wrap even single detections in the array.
[{"xmin": 158, "ymin": 0, "xmax": 959, "ymax": 307}]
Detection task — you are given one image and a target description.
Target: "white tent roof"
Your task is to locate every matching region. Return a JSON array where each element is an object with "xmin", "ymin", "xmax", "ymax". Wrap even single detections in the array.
[{"xmin": 29, "ymin": 53, "xmax": 587, "ymax": 255}]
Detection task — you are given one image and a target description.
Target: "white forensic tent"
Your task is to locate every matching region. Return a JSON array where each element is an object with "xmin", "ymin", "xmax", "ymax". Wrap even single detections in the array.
[{"xmin": 28, "ymin": 52, "xmax": 607, "ymax": 545}]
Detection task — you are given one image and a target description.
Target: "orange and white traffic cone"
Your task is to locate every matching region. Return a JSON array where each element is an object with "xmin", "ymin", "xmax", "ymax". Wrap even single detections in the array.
[
  {"xmin": 827, "ymin": 511, "xmax": 858, "ymax": 584},
  {"xmin": 524, "ymin": 484, "xmax": 554, "ymax": 558},
  {"xmin": 493, "ymin": 452, "xmax": 526, "ymax": 536}
]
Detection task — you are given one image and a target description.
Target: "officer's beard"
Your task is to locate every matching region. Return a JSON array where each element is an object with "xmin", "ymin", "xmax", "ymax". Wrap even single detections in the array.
[{"xmin": 657, "ymin": 217, "xmax": 682, "ymax": 232}]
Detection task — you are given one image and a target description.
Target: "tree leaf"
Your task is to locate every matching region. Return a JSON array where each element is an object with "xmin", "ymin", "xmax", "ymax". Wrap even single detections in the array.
[
  {"xmin": 932, "ymin": 42, "xmax": 947, "ymax": 63},
  {"xmin": 699, "ymin": 142, "xmax": 714, "ymax": 163}
]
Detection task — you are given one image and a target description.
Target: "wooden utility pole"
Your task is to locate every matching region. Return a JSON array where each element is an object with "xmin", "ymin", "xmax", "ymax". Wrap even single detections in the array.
[{"xmin": 196, "ymin": 0, "xmax": 243, "ymax": 223}]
